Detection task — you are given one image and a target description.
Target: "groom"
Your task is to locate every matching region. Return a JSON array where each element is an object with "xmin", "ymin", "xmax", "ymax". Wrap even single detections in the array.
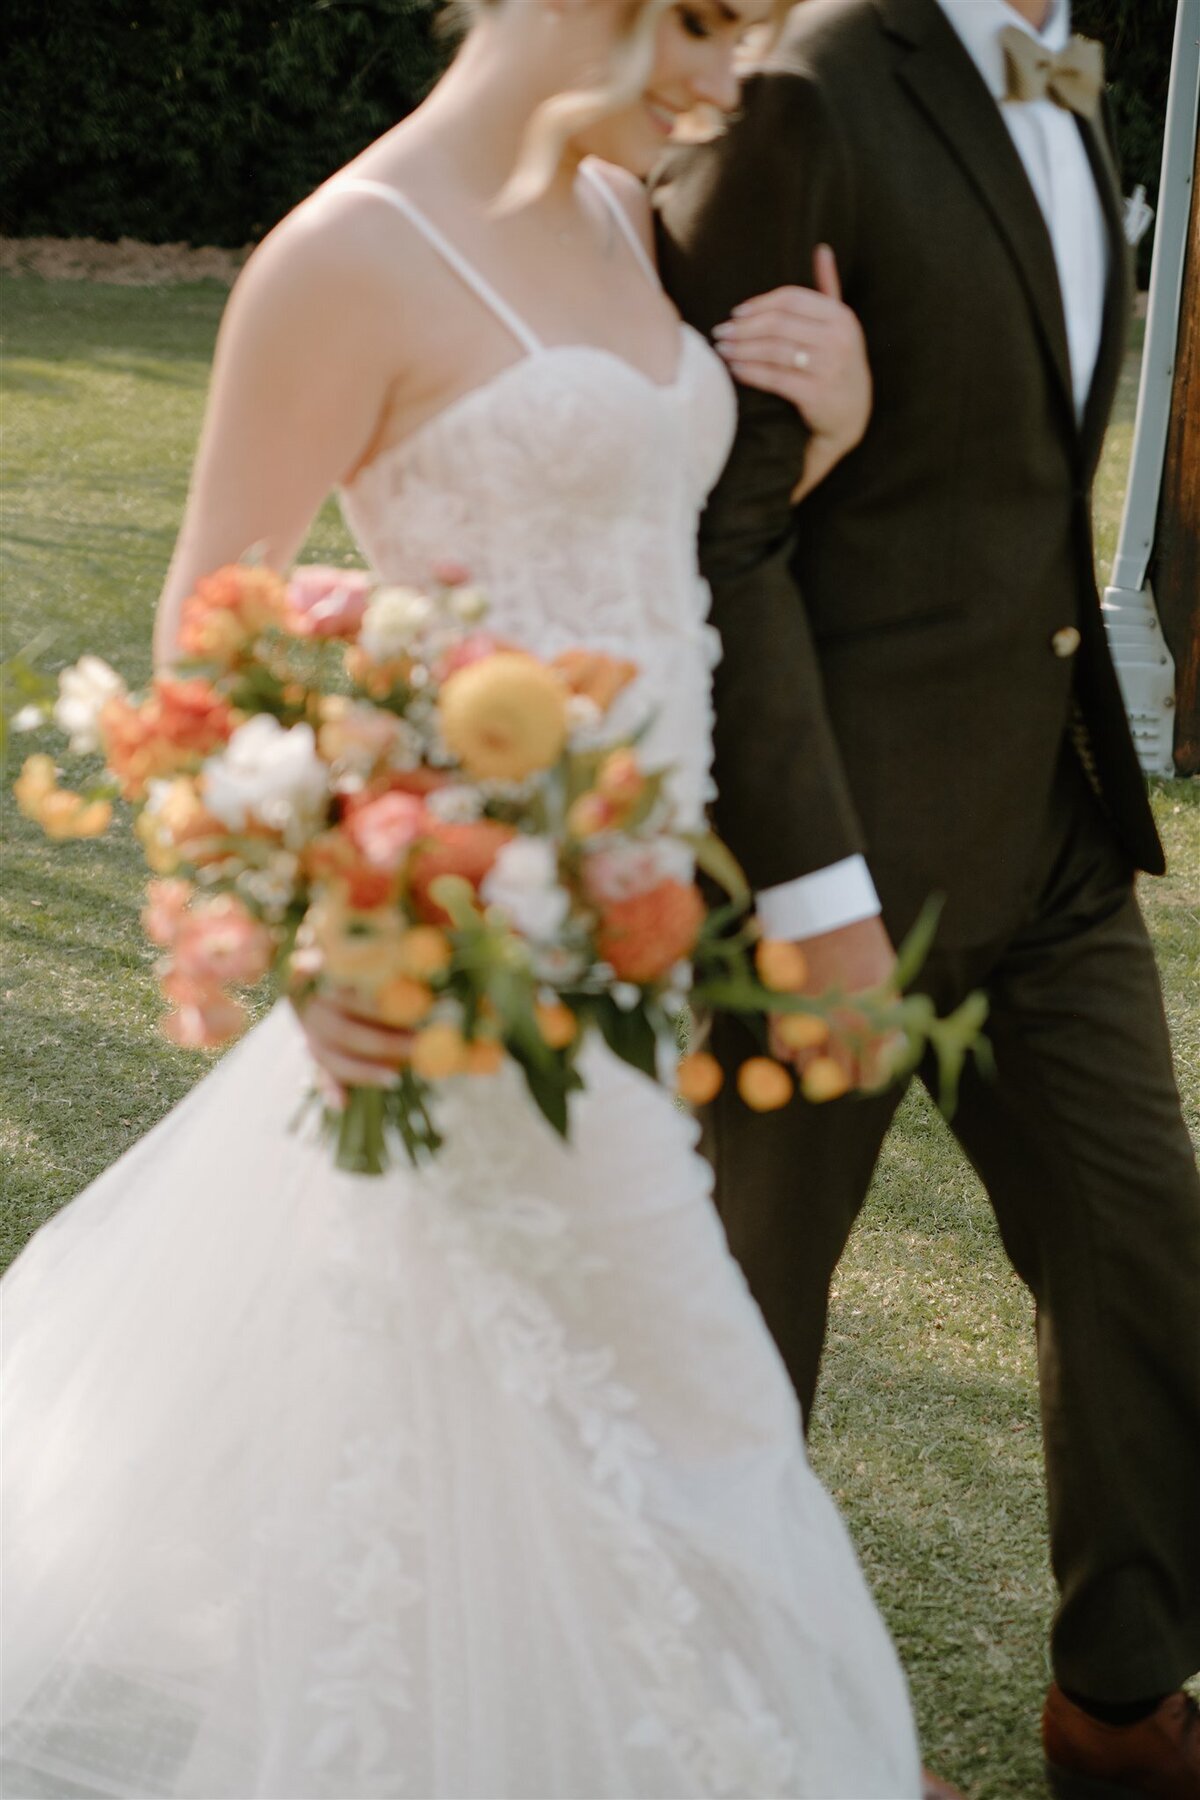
[{"xmin": 654, "ymin": 0, "xmax": 1200, "ymax": 1792}]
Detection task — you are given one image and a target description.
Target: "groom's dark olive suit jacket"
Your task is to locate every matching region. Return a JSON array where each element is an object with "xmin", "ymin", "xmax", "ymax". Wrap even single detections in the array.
[{"xmin": 655, "ymin": 0, "xmax": 1200, "ymax": 1706}]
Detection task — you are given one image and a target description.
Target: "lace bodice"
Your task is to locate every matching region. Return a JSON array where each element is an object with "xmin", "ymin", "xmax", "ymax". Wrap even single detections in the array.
[{"xmin": 337, "ymin": 170, "xmax": 737, "ymax": 827}]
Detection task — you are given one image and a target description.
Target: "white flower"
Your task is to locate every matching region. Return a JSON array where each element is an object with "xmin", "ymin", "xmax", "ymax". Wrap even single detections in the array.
[
  {"xmin": 12, "ymin": 704, "xmax": 46, "ymax": 733},
  {"xmin": 427, "ymin": 783, "xmax": 484, "ymax": 825},
  {"xmin": 612, "ymin": 982, "xmax": 642, "ymax": 1012},
  {"xmin": 531, "ymin": 941, "xmax": 589, "ymax": 985},
  {"xmin": 359, "ymin": 586, "xmax": 433, "ymax": 662},
  {"xmin": 584, "ymin": 837, "xmax": 693, "ymax": 903},
  {"xmin": 201, "ymin": 716, "xmax": 328, "ymax": 845},
  {"xmin": 565, "ymin": 694, "xmax": 605, "ymax": 740},
  {"xmin": 482, "ymin": 836, "xmax": 571, "ymax": 942},
  {"xmin": 53, "ymin": 655, "xmax": 126, "ymax": 753},
  {"xmin": 448, "ymin": 585, "xmax": 489, "ymax": 624}
]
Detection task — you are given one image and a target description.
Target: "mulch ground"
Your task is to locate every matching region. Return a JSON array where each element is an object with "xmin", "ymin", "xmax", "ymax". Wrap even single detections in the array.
[{"xmin": 0, "ymin": 236, "xmax": 249, "ymax": 287}]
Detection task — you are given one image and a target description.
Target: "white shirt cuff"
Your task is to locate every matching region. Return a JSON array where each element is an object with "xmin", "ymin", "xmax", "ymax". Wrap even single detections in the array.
[{"xmin": 757, "ymin": 854, "xmax": 881, "ymax": 939}]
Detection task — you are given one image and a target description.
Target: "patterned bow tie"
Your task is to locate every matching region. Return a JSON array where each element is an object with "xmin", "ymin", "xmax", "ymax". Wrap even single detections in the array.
[{"xmin": 998, "ymin": 25, "xmax": 1105, "ymax": 118}]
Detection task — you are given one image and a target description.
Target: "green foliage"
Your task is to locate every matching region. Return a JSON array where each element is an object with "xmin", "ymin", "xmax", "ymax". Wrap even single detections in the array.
[
  {"xmin": 0, "ymin": 0, "xmax": 1179, "ymax": 260},
  {"xmin": 0, "ymin": 0, "xmax": 449, "ymax": 247}
]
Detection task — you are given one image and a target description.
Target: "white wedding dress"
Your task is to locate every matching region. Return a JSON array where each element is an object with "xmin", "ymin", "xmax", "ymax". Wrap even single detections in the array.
[{"xmin": 1, "ymin": 170, "xmax": 921, "ymax": 1800}]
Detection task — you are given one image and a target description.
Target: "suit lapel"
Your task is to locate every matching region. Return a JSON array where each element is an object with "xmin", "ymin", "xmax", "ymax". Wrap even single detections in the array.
[
  {"xmin": 874, "ymin": 0, "xmax": 1076, "ymax": 431},
  {"xmin": 1077, "ymin": 107, "xmax": 1134, "ymax": 468}
]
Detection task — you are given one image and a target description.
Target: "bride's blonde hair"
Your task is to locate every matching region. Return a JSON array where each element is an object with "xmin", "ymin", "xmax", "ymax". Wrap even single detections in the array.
[{"xmin": 450, "ymin": 0, "xmax": 677, "ymax": 207}]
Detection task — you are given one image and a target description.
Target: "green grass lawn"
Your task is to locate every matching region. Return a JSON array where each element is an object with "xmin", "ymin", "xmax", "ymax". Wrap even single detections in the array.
[{"xmin": 2, "ymin": 276, "xmax": 1197, "ymax": 1799}]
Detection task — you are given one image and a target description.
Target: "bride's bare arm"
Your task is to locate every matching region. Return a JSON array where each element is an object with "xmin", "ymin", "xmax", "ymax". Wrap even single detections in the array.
[{"xmin": 152, "ymin": 199, "xmax": 403, "ymax": 667}]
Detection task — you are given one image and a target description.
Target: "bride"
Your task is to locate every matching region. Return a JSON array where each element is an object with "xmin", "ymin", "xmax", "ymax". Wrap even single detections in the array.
[{"xmin": 1, "ymin": 0, "xmax": 922, "ymax": 1794}]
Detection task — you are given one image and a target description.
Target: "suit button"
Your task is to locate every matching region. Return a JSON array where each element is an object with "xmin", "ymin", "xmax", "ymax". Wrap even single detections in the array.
[{"xmin": 1051, "ymin": 627, "xmax": 1081, "ymax": 659}]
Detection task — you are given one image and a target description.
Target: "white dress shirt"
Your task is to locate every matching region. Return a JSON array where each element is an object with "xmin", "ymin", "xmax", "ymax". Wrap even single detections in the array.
[{"xmin": 757, "ymin": 0, "xmax": 1110, "ymax": 943}]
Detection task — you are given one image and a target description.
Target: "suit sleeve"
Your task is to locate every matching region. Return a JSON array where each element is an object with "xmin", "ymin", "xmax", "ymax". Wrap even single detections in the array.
[{"xmin": 654, "ymin": 69, "xmax": 868, "ymax": 894}]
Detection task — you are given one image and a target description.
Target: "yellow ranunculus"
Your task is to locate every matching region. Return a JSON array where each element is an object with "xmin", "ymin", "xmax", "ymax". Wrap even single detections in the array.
[{"xmin": 438, "ymin": 653, "xmax": 568, "ymax": 782}]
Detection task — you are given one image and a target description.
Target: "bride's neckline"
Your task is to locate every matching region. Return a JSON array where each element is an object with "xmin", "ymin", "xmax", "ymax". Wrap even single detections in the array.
[
  {"xmin": 332, "ymin": 163, "xmax": 708, "ymax": 494},
  {"xmin": 343, "ymin": 325, "xmax": 710, "ymax": 496}
]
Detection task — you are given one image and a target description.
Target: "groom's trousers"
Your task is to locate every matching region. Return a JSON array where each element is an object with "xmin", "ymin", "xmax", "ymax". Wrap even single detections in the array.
[{"xmin": 703, "ymin": 749, "xmax": 1200, "ymax": 1701}]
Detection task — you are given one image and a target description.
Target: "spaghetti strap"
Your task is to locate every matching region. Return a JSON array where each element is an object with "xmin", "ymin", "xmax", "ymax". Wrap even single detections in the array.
[
  {"xmin": 579, "ymin": 160, "xmax": 662, "ymax": 289},
  {"xmin": 333, "ymin": 177, "xmax": 543, "ymax": 355}
]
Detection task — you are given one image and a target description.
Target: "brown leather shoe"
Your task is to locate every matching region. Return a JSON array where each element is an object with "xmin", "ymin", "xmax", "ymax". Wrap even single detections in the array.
[
  {"xmin": 1043, "ymin": 1683, "xmax": 1200, "ymax": 1798},
  {"xmin": 921, "ymin": 1770, "xmax": 965, "ymax": 1800}
]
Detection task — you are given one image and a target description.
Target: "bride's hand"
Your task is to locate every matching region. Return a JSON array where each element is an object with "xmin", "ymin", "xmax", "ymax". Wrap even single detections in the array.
[
  {"xmin": 711, "ymin": 246, "xmax": 872, "ymax": 499},
  {"xmin": 294, "ymin": 988, "xmax": 413, "ymax": 1105}
]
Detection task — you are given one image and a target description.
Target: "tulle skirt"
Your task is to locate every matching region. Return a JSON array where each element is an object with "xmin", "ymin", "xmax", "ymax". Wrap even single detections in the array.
[{"xmin": 1, "ymin": 1004, "xmax": 920, "ymax": 1798}]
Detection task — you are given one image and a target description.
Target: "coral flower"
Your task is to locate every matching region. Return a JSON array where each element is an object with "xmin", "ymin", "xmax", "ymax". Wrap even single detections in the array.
[
  {"xmin": 284, "ymin": 566, "xmax": 372, "ymax": 640},
  {"xmin": 178, "ymin": 565, "xmax": 287, "ymax": 665},
  {"xmin": 596, "ymin": 879, "xmax": 705, "ymax": 984},
  {"xmin": 152, "ymin": 676, "xmax": 238, "ymax": 756},
  {"xmin": 173, "ymin": 895, "xmax": 275, "ymax": 987},
  {"xmin": 98, "ymin": 695, "xmax": 181, "ymax": 800},
  {"xmin": 160, "ymin": 982, "xmax": 250, "ymax": 1050},
  {"xmin": 343, "ymin": 791, "xmax": 430, "ymax": 872},
  {"xmin": 552, "ymin": 648, "xmax": 639, "ymax": 714},
  {"xmin": 408, "ymin": 820, "xmax": 516, "ymax": 924},
  {"xmin": 438, "ymin": 652, "xmax": 568, "ymax": 782},
  {"xmin": 142, "ymin": 877, "xmax": 194, "ymax": 947}
]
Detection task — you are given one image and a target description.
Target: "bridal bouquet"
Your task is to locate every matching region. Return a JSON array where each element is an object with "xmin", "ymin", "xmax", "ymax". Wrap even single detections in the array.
[{"xmin": 11, "ymin": 560, "xmax": 986, "ymax": 1173}]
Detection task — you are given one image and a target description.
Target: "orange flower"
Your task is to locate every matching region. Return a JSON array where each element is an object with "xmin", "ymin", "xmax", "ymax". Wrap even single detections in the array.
[
  {"xmin": 737, "ymin": 1058, "xmax": 795, "ymax": 1112},
  {"xmin": 408, "ymin": 820, "xmax": 516, "ymax": 924},
  {"xmin": 464, "ymin": 1037, "xmax": 505, "ymax": 1077},
  {"xmin": 135, "ymin": 777, "xmax": 227, "ymax": 874},
  {"xmin": 14, "ymin": 755, "xmax": 112, "ymax": 839},
  {"xmin": 567, "ymin": 792, "xmax": 618, "ymax": 840},
  {"xmin": 596, "ymin": 878, "xmax": 705, "ymax": 984},
  {"xmin": 397, "ymin": 926, "xmax": 453, "ymax": 978},
  {"xmin": 535, "ymin": 1001, "xmax": 577, "ymax": 1050},
  {"xmin": 305, "ymin": 891, "xmax": 407, "ymax": 985},
  {"xmin": 410, "ymin": 1021, "xmax": 468, "ymax": 1080},
  {"xmin": 802, "ymin": 1056, "xmax": 852, "ymax": 1103},
  {"xmin": 438, "ymin": 652, "xmax": 568, "ymax": 782},
  {"xmin": 676, "ymin": 1051, "xmax": 724, "ymax": 1106},
  {"xmin": 373, "ymin": 976, "xmax": 435, "ymax": 1029},
  {"xmin": 773, "ymin": 1011, "xmax": 829, "ymax": 1053},
  {"xmin": 304, "ymin": 828, "xmax": 396, "ymax": 911},
  {"xmin": 98, "ymin": 695, "xmax": 178, "ymax": 800},
  {"xmin": 552, "ymin": 648, "xmax": 639, "ymax": 714},
  {"xmin": 755, "ymin": 940, "xmax": 810, "ymax": 993},
  {"xmin": 178, "ymin": 565, "xmax": 287, "ymax": 665},
  {"xmin": 596, "ymin": 749, "xmax": 646, "ymax": 813}
]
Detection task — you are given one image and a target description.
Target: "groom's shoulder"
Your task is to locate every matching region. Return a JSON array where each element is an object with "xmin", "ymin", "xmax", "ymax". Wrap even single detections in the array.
[{"xmin": 769, "ymin": 0, "xmax": 892, "ymax": 80}]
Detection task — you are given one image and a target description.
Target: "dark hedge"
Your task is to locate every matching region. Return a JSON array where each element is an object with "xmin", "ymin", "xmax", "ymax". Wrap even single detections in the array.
[
  {"xmin": 0, "ymin": 0, "xmax": 1179, "ymax": 257},
  {"xmin": 0, "ymin": 1, "xmax": 449, "ymax": 246}
]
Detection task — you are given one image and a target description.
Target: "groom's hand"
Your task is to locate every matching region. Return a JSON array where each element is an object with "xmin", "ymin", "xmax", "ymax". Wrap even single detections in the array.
[{"xmin": 769, "ymin": 915, "xmax": 901, "ymax": 1094}]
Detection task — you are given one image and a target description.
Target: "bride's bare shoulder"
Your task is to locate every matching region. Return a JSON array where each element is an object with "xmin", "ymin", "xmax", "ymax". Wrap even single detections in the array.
[{"xmin": 583, "ymin": 159, "xmax": 656, "ymax": 261}]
